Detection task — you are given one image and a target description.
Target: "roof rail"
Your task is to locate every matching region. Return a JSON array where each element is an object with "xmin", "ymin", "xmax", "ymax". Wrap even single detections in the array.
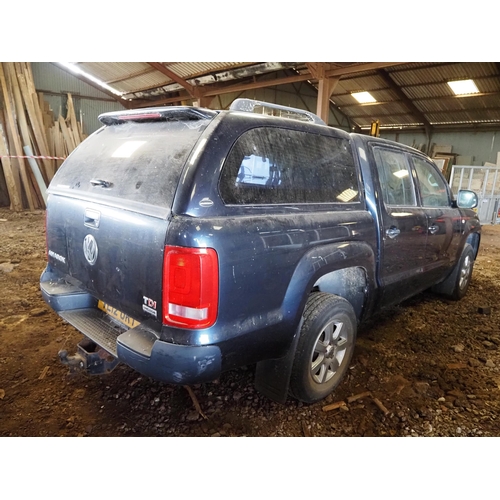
[{"xmin": 229, "ymin": 98, "xmax": 326, "ymax": 126}]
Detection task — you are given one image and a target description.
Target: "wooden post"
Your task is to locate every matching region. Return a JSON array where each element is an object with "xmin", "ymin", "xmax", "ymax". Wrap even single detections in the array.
[
  {"xmin": 316, "ymin": 76, "xmax": 339, "ymax": 125},
  {"xmin": 193, "ymin": 96, "xmax": 213, "ymax": 108}
]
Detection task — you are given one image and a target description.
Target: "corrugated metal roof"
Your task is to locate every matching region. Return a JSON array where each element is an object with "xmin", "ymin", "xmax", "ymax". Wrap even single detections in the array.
[
  {"xmin": 164, "ymin": 62, "xmax": 250, "ymax": 79},
  {"xmin": 54, "ymin": 62, "xmax": 500, "ymax": 130}
]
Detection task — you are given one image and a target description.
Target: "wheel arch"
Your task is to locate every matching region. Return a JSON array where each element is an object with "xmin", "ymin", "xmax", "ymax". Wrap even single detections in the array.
[
  {"xmin": 311, "ymin": 267, "xmax": 367, "ymax": 321},
  {"xmin": 281, "ymin": 240, "xmax": 376, "ymax": 326},
  {"xmin": 466, "ymin": 231, "xmax": 480, "ymax": 260}
]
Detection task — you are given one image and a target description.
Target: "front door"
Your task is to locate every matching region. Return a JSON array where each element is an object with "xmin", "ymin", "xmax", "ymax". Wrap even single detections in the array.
[
  {"xmin": 372, "ymin": 146, "xmax": 429, "ymax": 307},
  {"xmin": 411, "ymin": 155, "xmax": 463, "ymax": 282}
]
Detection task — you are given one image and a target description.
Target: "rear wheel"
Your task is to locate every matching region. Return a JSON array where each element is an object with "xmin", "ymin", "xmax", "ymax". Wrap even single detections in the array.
[{"xmin": 289, "ymin": 293, "xmax": 356, "ymax": 403}]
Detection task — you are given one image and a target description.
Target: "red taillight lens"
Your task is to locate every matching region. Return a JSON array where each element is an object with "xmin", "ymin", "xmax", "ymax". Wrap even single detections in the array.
[
  {"xmin": 162, "ymin": 246, "xmax": 219, "ymax": 329},
  {"xmin": 118, "ymin": 113, "xmax": 162, "ymax": 121}
]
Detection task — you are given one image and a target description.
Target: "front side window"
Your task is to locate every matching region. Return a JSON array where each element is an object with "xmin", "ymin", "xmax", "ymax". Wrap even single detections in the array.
[
  {"xmin": 373, "ymin": 147, "xmax": 416, "ymax": 206},
  {"xmin": 219, "ymin": 127, "xmax": 359, "ymax": 205},
  {"xmin": 412, "ymin": 156, "xmax": 450, "ymax": 207}
]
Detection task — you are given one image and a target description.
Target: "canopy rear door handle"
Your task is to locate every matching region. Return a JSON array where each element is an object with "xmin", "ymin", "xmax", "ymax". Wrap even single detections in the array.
[
  {"xmin": 429, "ymin": 224, "xmax": 439, "ymax": 235},
  {"xmin": 90, "ymin": 178, "xmax": 113, "ymax": 188}
]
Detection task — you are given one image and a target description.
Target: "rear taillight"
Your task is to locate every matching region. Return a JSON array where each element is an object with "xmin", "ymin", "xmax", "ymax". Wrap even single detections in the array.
[{"xmin": 162, "ymin": 246, "xmax": 219, "ymax": 329}]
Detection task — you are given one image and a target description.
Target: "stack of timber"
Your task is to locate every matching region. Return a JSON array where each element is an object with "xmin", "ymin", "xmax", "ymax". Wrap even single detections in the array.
[{"xmin": 0, "ymin": 62, "xmax": 85, "ymax": 211}]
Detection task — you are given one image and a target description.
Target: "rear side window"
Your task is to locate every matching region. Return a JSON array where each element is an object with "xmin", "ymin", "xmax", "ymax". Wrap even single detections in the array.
[
  {"xmin": 51, "ymin": 119, "xmax": 211, "ymax": 208},
  {"xmin": 219, "ymin": 127, "xmax": 359, "ymax": 205}
]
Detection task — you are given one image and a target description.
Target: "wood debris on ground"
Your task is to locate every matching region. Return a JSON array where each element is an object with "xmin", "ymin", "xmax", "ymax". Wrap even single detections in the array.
[
  {"xmin": 38, "ymin": 366, "xmax": 50, "ymax": 380},
  {"xmin": 323, "ymin": 391, "xmax": 390, "ymax": 416},
  {"xmin": 0, "ymin": 62, "xmax": 86, "ymax": 211},
  {"xmin": 183, "ymin": 385, "xmax": 208, "ymax": 420}
]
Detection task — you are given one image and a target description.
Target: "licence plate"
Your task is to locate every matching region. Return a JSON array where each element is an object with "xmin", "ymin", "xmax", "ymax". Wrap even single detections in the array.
[{"xmin": 98, "ymin": 301, "xmax": 141, "ymax": 329}]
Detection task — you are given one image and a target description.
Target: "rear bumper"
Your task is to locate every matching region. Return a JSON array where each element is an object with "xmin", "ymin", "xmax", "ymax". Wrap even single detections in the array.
[
  {"xmin": 117, "ymin": 327, "xmax": 221, "ymax": 384},
  {"xmin": 40, "ymin": 266, "xmax": 222, "ymax": 385}
]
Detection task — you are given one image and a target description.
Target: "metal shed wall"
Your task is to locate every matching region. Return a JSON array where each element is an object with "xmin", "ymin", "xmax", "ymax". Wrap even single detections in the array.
[{"xmin": 381, "ymin": 130, "xmax": 500, "ymax": 166}]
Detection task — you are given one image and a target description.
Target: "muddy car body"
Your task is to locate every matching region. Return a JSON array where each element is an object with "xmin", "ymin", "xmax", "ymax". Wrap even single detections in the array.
[{"xmin": 41, "ymin": 99, "xmax": 481, "ymax": 403}]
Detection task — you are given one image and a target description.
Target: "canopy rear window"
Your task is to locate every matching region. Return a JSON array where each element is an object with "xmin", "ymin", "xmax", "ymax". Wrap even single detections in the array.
[{"xmin": 50, "ymin": 118, "xmax": 212, "ymax": 208}]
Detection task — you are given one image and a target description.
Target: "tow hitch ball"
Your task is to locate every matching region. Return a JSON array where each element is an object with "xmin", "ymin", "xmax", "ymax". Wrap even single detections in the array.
[{"xmin": 58, "ymin": 339, "xmax": 119, "ymax": 375}]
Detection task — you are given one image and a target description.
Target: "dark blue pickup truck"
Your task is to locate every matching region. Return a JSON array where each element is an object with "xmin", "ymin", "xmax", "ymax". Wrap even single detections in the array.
[{"xmin": 41, "ymin": 99, "xmax": 481, "ymax": 403}]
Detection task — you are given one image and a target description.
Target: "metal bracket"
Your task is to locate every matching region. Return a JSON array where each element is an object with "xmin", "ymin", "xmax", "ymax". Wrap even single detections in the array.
[
  {"xmin": 59, "ymin": 338, "xmax": 119, "ymax": 375},
  {"xmin": 229, "ymin": 98, "xmax": 326, "ymax": 126}
]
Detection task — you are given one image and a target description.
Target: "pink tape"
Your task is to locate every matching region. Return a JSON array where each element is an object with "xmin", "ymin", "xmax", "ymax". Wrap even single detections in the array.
[{"xmin": 0, "ymin": 154, "xmax": 66, "ymax": 160}]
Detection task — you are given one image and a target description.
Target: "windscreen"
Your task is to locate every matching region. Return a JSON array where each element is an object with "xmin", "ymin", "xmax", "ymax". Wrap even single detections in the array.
[{"xmin": 50, "ymin": 118, "xmax": 211, "ymax": 208}]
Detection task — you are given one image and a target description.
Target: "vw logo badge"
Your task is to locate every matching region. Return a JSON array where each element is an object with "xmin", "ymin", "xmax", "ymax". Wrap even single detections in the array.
[{"xmin": 83, "ymin": 234, "xmax": 98, "ymax": 265}]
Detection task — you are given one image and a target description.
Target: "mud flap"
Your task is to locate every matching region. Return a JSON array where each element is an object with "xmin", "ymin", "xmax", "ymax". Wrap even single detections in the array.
[{"xmin": 254, "ymin": 318, "xmax": 303, "ymax": 404}]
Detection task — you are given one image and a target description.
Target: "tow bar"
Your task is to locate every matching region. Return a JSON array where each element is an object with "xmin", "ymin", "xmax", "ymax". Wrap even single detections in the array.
[{"xmin": 58, "ymin": 338, "xmax": 119, "ymax": 375}]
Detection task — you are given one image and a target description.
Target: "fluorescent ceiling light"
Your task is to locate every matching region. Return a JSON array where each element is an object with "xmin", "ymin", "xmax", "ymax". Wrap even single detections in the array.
[
  {"xmin": 352, "ymin": 91, "xmax": 376, "ymax": 104},
  {"xmin": 58, "ymin": 62, "xmax": 125, "ymax": 97},
  {"xmin": 447, "ymin": 79, "xmax": 479, "ymax": 96}
]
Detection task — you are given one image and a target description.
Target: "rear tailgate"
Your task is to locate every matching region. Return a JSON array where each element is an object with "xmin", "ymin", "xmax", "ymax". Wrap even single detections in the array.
[
  {"xmin": 46, "ymin": 196, "xmax": 168, "ymax": 322},
  {"xmin": 45, "ymin": 108, "xmax": 215, "ymax": 324}
]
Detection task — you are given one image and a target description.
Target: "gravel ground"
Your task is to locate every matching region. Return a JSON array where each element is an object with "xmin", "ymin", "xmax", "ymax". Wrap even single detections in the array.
[{"xmin": 0, "ymin": 209, "xmax": 499, "ymax": 438}]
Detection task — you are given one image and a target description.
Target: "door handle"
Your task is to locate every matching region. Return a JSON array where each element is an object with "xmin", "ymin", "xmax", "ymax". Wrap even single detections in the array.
[
  {"xmin": 429, "ymin": 224, "xmax": 439, "ymax": 235},
  {"xmin": 90, "ymin": 178, "xmax": 113, "ymax": 188},
  {"xmin": 386, "ymin": 226, "xmax": 401, "ymax": 239}
]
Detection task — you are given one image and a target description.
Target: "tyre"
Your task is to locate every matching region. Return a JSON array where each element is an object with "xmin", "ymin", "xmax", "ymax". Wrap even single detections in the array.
[
  {"xmin": 432, "ymin": 243, "xmax": 475, "ymax": 301},
  {"xmin": 289, "ymin": 293, "xmax": 357, "ymax": 403}
]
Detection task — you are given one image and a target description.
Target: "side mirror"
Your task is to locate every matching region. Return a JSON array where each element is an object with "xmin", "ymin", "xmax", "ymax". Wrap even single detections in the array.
[{"xmin": 457, "ymin": 189, "xmax": 478, "ymax": 209}]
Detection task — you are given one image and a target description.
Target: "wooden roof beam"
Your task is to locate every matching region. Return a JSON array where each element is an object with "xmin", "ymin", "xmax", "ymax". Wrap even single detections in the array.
[
  {"xmin": 147, "ymin": 62, "xmax": 200, "ymax": 98},
  {"xmin": 326, "ymin": 62, "xmax": 407, "ymax": 78},
  {"xmin": 130, "ymin": 63, "xmax": 409, "ymax": 108}
]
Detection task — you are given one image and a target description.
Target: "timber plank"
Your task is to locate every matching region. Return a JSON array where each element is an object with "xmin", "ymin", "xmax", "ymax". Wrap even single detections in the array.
[
  {"xmin": 0, "ymin": 107, "xmax": 23, "ymax": 202},
  {"xmin": 5, "ymin": 62, "xmax": 37, "ymax": 209},
  {"xmin": 66, "ymin": 93, "xmax": 81, "ymax": 143},
  {"xmin": 58, "ymin": 115, "xmax": 76, "ymax": 153},
  {"xmin": 0, "ymin": 63, "xmax": 31, "ymax": 210},
  {"xmin": 14, "ymin": 63, "xmax": 55, "ymax": 181},
  {"xmin": 0, "ymin": 125, "xmax": 22, "ymax": 210}
]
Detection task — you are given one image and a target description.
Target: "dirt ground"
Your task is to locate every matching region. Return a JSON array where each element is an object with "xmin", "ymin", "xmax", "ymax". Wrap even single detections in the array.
[{"xmin": 0, "ymin": 208, "xmax": 499, "ymax": 437}]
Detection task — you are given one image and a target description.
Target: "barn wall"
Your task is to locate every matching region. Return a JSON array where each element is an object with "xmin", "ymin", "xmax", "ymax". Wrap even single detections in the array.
[
  {"xmin": 31, "ymin": 62, "xmax": 126, "ymax": 136},
  {"xmin": 380, "ymin": 129, "xmax": 500, "ymax": 166}
]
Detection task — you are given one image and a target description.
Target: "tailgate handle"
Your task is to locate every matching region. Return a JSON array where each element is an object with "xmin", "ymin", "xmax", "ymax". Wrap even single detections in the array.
[
  {"xmin": 429, "ymin": 224, "xmax": 439, "ymax": 235},
  {"xmin": 90, "ymin": 178, "xmax": 113, "ymax": 188},
  {"xmin": 84, "ymin": 209, "xmax": 101, "ymax": 228}
]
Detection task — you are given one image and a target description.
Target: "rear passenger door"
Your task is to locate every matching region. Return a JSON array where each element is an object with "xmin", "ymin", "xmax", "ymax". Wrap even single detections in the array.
[
  {"xmin": 410, "ymin": 155, "xmax": 463, "ymax": 281},
  {"xmin": 372, "ymin": 147, "xmax": 429, "ymax": 307}
]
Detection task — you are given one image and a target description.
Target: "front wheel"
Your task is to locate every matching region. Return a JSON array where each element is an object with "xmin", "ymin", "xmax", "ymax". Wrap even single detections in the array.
[
  {"xmin": 432, "ymin": 243, "xmax": 475, "ymax": 300},
  {"xmin": 289, "ymin": 293, "xmax": 357, "ymax": 403}
]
